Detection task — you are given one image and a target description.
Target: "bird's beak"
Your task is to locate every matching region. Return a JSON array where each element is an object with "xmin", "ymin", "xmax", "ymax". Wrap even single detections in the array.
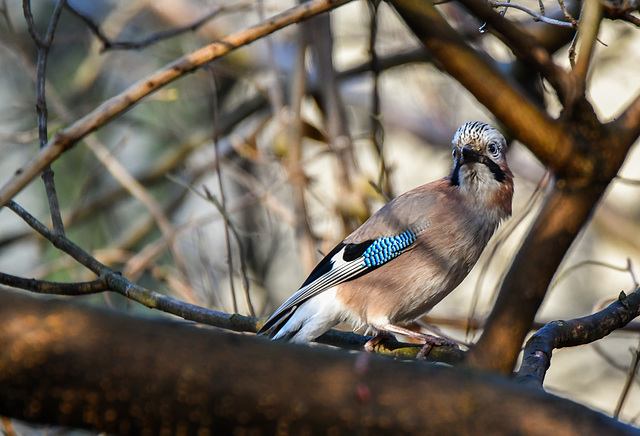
[{"xmin": 461, "ymin": 146, "xmax": 483, "ymax": 164}]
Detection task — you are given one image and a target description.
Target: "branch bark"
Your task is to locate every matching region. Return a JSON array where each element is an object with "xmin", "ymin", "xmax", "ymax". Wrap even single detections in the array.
[
  {"xmin": 1, "ymin": 289, "xmax": 637, "ymax": 436},
  {"xmin": 517, "ymin": 287, "xmax": 640, "ymax": 386},
  {"xmin": 386, "ymin": 0, "xmax": 583, "ymax": 177}
]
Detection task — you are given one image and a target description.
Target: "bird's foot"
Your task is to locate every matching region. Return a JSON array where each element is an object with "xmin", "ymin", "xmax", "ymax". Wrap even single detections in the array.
[
  {"xmin": 415, "ymin": 334, "xmax": 458, "ymax": 359},
  {"xmin": 379, "ymin": 323, "xmax": 458, "ymax": 359},
  {"xmin": 364, "ymin": 331, "xmax": 397, "ymax": 352}
]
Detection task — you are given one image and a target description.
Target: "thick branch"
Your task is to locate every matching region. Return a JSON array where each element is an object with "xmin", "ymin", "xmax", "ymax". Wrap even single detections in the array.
[
  {"xmin": 4, "ymin": 201, "xmax": 457, "ymax": 361},
  {"xmin": 466, "ymin": 183, "xmax": 606, "ymax": 372},
  {"xmin": 457, "ymin": 0, "xmax": 575, "ymax": 103},
  {"xmin": 517, "ymin": 287, "xmax": 640, "ymax": 386},
  {"xmin": 0, "ymin": 0, "xmax": 353, "ymax": 209},
  {"xmin": 386, "ymin": 0, "xmax": 586, "ymax": 178},
  {"xmin": 0, "ymin": 290, "xmax": 636, "ymax": 436}
]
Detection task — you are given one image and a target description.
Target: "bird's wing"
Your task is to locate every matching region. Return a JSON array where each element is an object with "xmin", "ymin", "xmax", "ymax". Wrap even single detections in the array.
[{"xmin": 257, "ymin": 227, "xmax": 425, "ymax": 336}]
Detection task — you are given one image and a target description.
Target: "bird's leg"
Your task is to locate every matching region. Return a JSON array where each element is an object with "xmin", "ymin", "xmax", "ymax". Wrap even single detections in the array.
[
  {"xmin": 364, "ymin": 331, "xmax": 397, "ymax": 352},
  {"xmin": 381, "ymin": 324, "xmax": 458, "ymax": 359}
]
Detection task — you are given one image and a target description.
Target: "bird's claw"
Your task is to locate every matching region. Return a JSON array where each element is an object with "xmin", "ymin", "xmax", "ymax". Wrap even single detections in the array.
[{"xmin": 364, "ymin": 331, "xmax": 397, "ymax": 352}]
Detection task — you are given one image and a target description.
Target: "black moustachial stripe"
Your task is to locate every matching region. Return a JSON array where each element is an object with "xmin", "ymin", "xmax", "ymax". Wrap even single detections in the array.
[
  {"xmin": 479, "ymin": 155, "xmax": 506, "ymax": 183},
  {"xmin": 457, "ymin": 148, "xmax": 506, "ymax": 184},
  {"xmin": 450, "ymin": 160, "xmax": 461, "ymax": 186}
]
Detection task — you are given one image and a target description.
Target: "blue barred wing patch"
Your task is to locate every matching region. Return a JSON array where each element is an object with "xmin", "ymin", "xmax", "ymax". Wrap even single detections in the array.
[{"xmin": 362, "ymin": 230, "xmax": 417, "ymax": 267}]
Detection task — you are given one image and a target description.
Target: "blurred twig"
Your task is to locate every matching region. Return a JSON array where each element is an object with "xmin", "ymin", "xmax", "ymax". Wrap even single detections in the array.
[
  {"xmin": 307, "ymin": 13, "xmax": 363, "ymax": 232},
  {"xmin": 22, "ymin": 0, "xmax": 66, "ymax": 235},
  {"xmin": 549, "ymin": 258, "xmax": 638, "ymax": 293},
  {"xmin": 66, "ymin": 2, "xmax": 253, "ymax": 52},
  {"xmin": 0, "ymin": 0, "xmax": 354, "ymax": 209},
  {"xmin": 2, "ymin": 201, "xmax": 457, "ymax": 362},
  {"xmin": 288, "ymin": 23, "xmax": 318, "ymax": 274},
  {"xmin": 614, "ymin": 339, "xmax": 640, "ymax": 419}
]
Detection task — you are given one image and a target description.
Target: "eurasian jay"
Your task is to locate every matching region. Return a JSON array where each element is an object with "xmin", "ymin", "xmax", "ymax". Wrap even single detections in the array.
[{"xmin": 258, "ymin": 121, "xmax": 514, "ymax": 351}]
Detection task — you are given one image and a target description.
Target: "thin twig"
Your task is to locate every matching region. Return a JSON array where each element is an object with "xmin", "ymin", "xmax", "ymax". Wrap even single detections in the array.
[
  {"xmin": 0, "ymin": 0, "xmax": 354, "ymax": 209},
  {"xmin": 616, "ymin": 176, "xmax": 640, "ymax": 186},
  {"xmin": 66, "ymin": 2, "xmax": 253, "ymax": 52},
  {"xmin": 22, "ymin": 0, "xmax": 66, "ymax": 235},
  {"xmin": 288, "ymin": 22, "xmax": 318, "ymax": 274},
  {"xmin": 613, "ymin": 338, "xmax": 640, "ymax": 418},
  {"xmin": 572, "ymin": 0, "xmax": 602, "ymax": 91},
  {"xmin": 207, "ymin": 71, "xmax": 238, "ymax": 315},
  {"xmin": 549, "ymin": 259, "xmax": 638, "ymax": 293},
  {"xmin": 488, "ymin": 1, "xmax": 575, "ymax": 27},
  {"xmin": 201, "ymin": 181, "xmax": 255, "ymax": 316},
  {"xmin": 0, "ymin": 271, "xmax": 107, "ymax": 295},
  {"xmin": 85, "ymin": 139, "xmax": 197, "ymax": 304}
]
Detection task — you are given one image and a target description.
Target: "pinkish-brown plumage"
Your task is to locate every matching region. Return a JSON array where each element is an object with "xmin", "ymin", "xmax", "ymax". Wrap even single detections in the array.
[{"xmin": 258, "ymin": 122, "xmax": 513, "ymax": 346}]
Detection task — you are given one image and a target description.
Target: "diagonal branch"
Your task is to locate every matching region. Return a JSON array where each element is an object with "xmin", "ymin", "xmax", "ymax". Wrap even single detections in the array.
[
  {"xmin": 386, "ymin": 0, "xmax": 585, "ymax": 178},
  {"xmin": 0, "ymin": 0, "xmax": 353, "ymax": 209},
  {"xmin": 65, "ymin": 1, "xmax": 252, "ymax": 52},
  {"xmin": 458, "ymin": 0, "xmax": 575, "ymax": 104},
  {"xmin": 4, "ymin": 200, "xmax": 453, "ymax": 360}
]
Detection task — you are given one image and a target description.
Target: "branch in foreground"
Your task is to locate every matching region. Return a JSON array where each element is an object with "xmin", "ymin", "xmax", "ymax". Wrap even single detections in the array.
[
  {"xmin": 4, "ymin": 200, "xmax": 459, "ymax": 361},
  {"xmin": 0, "ymin": 0, "xmax": 353, "ymax": 209},
  {"xmin": 517, "ymin": 287, "xmax": 640, "ymax": 386},
  {"xmin": 386, "ymin": 0, "xmax": 582, "ymax": 178},
  {"xmin": 0, "ymin": 289, "xmax": 637, "ymax": 436}
]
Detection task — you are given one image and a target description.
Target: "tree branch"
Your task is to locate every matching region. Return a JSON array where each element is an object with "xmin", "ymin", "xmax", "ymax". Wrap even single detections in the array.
[
  {"xmin": 0, "ymin": 272, "xmax": 107, "ymax": 295},
  {"xmin": 466, "ymin": 183, "xmax": 606, "ymax": 372},
  {"xmin": 22, "ymin": 0, "xmax": 66, "ymax": 235},
  {"xmin": 4, "ymin": 200, "xmax": 456, "ymax": 360},
  {"xmin": 386, "ymin": 0, "xmax": 585, "ymax": 178},
  {"xmin": 1, "ymin": 289, "xmax": 637, "ymax": 436},
  {"xmin": 65, "ymin": 2, "xmax": 252, "ymax": 52},
  {"xmin": 0, "ymin": 0, "xmax": 353, "ymax": 209},
  {"xmin": 517, "ymin": 287, "xmax": 640, "ymax": 386}
]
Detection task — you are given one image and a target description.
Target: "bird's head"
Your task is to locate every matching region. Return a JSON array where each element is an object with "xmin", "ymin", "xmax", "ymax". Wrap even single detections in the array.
[{"xmin": 449, "ymin": 121, "xmax": 514, "ymax": 218}]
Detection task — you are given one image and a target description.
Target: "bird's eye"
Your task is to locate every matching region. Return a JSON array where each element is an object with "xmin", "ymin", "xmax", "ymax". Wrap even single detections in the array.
[{"xmin": 488, "ymin": 142, "xmax": 499, "ymax": 157}]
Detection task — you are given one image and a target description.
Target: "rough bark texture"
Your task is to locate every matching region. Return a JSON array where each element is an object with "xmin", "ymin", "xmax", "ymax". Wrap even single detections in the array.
[{"xmin": 1, "ymin": 289, "xmax": 637, "ymax": 435}]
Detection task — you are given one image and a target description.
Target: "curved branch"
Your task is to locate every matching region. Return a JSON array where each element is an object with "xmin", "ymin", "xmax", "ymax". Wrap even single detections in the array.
[
  {"xmin": 386, "ymin": 0, "xmax": 587, "ymax": 178},
  {"xmin": 1, "ymin": 289, "xmax": 637, "ymax": 436},
  {"xmin": 0, "ymin": 0, "xmax": 353, "ymax": 209},
  {"xmin": 517, "ymin": 287, "xmax": 640, "ymax": 386},
  {"xmin": 456, "ymin": 0, "xmax": 575, "ymax": 104},
  {"xmin": 4, "ymin": 201, "xmax": 460, "ymax": 361}
]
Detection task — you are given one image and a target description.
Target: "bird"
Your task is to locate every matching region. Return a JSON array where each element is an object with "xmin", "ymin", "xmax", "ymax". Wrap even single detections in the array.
[{"xmin": 257, "ymin": 121, "xmax": 514, "ymax": 353}]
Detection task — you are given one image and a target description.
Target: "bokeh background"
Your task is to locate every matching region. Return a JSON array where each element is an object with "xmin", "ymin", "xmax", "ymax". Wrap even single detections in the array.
[{"xmin": 1, "ymin": 0, "xmax": 640, "ymax": 432}]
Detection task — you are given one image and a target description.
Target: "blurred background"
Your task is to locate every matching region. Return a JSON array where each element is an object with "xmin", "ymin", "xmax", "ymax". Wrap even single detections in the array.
[{"xmin": 1, "ymin": 0, "xmax": 640, "ymax": 432}]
